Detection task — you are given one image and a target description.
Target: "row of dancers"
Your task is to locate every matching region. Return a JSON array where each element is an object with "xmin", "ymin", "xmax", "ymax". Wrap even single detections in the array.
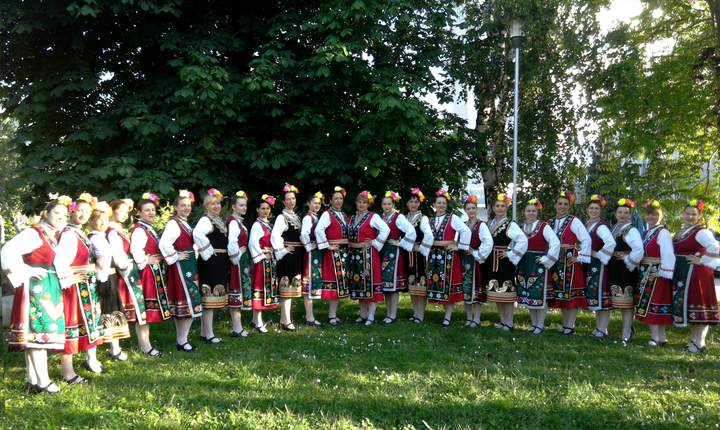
[{"xmin": 3, "ymin": 186, "xmax": 718, "ymax": 393}]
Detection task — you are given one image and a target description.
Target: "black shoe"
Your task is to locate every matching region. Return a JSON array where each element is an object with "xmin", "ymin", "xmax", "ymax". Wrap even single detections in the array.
[
  {"xmin": 231, "ymin": 329, "xmax": 250, "ymax": 338},
  {"xmin": 281, "ymin": 323, "xmax": 298, "ymax": 332},
  {"xmin": 81, "ymin": 361, "xmax": 104, "ymax": 374},
  {"xmin": 30, "ymin": 382, "xmax": 60, "ymax": 394},
  {"xmin": 354, "ymin": 317, "xmax": 367, "ymax": 325},
  {"xmin": 306, "ymin": 319, "xmax": 324, "ymax": 327},
  {"xmin": 561, "ymin": 326, "xmax": 575, "ymax": 336},
  {"xmin": 144, "ymin": 348, "xmax": 163, "ymax": 357},
  {"xmin": 176, "ymin": 342, "xmax": 197, "ymax": 352},
  {"xmin": 63, "ymin": 375, "xmax": 90, "ymax": 385},
  {"xmin": 108, "ymin": 350, "xmax": 129, "ymax": 361},
  {"xmin": 441, "ymin": 318, "xmax": 451, "ymax": 328},
  {"xmin": 382, "ymin": 317, "xmax": 397, "ymax": 325},
  {"xmin": 328, "ymin": 317, "xmax": 342, "ymax": 326},
  {"xmin": 202, "ymin": 336, "xmax": 225, "ymax": 344}
]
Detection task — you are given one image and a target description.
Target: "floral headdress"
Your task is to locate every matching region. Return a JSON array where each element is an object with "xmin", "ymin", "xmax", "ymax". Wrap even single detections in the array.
[
  {"xmin": 95, "ymin": 201, "xmax": 112, "ymax": 216},
  {"xmin": 642, "ymin": 199, "xmax": 660, "ymax": 209},
  {"xmin": 78, "ymin": 192, "xmax": 98, "ymax": 209},
  {"xmin": 57, "ymin": 195, "xmax": 73, "ymax": 208},
  {"xmin": 559, "ymin": 191, "xmax": 576, "ymax": 202},
  {"xmin": 688, "ymin": 199, "xmax": 709, "ymax": 211},
  {"xmin": 497, "ymin": 194, "xmax": 512, "ymax": 205},
  {"xmin": 142, "ymin": 192, "xmax": 158, "ymax": 202},
  {"xmin": 617, "ymin": 198, "xmax": 636, "ymax": 209},
  {"xmin": 385, "ymin": 191, "xmax": 399, "ymax": 203},
  {"xmin": 411, "ymin": 188, "xmax": 425, "ymax": 201},
  {"xmin": 589, "ymin": 194, "xmax": 607, "ymax": 207},
  {"xmin": 179, "ymin": 190, "xmax": 195, "ymax": 203},
  {"xmin": 436, "ymin": 189, "xmax": 451, "ymax": 200},
  {"xmin": 235, "ymin": 191, "xmax": 247, "ymax": 199},
  {"xmin": 465, "ymin": 195, "xmax": 479, "ymax": 204},
  {"xmin": 313, "ymin": 191, "xmax": 325, "ymax": 201},
  {"xmin": 123, "ymin": 199, "xmax": 134, "ymax": 210},
  {"xmin": 360, "ymin": 191, "xmax": 374, "ymax": 204},
  {"xmin": 334, "ymin": 186, "xmax": 346, "ymax": 197},
  {"xmin": 261, "ymin": 194, "xmax": 275, "ymax": 205},
  {"xmin": 208, "ymin": 188, "xmax": 223, "ymax": 198},
  {"xmin": 283, "ymin": 184, "xmax": 299, "ymax": 194},
  {"xmin": 527, "ymin": 198, "xmax": 543, "ymax": 210}
]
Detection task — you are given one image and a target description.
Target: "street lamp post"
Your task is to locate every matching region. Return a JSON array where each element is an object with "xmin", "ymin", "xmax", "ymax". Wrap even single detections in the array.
[{"xmin": 507, "ymin": 19, "xmax": 525, "ymax": 221}]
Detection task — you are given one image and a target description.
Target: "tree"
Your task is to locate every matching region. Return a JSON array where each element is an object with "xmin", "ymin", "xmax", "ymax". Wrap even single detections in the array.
[{"xmin": 0, "ymin": 0, "xmax": 486, "ymax": 214}]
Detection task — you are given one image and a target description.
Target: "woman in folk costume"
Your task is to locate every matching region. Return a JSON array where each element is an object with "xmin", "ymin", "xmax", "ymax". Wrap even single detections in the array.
[
  {"xmin": 300, "ymin": 192, "xmax": 326, "ymax": 327},
  {"xmin": 403, "ymin": 188, "xmax": 433, "ymax": 323},
  {"xmin": 54, "ymin": 194, "xmax": 104, "ymax": 383},
  {"xmin": 461, "ymin": 195, "xmax": 492, "ymax": 328},
  {"xmin": 484, "ymin": 194, "xmax": 528, "ymax": 331},
  {"xmin": 347, "ymin": 191, "xmax": 390, "ymax": 325},
  {"xmin": 583, "ymin": 195, "xmax": 616, "ymax": 338},
  {"xmin": 130, "ymin": 193, "xmax": 168, "ymax": 357},
  {"xmin": 227, "ymin": 191, "xmax": 252, "ymax": 338},
  {"xmin": 88, "ymin": 203, "xmax": 131, "ymax": 362},
  {"xmin": 159, "ymin": 190, "xmax": 202, "ymax": 352},
  {"xmin": 671, "ymin": 200, "xmax": 719, "ymax": 353},
  {"xmin": 248, "ymin": 194, "xmax": 280, "ymax": 333},
  {"xmin": 193, "ymin": 189, "xmax": 230, "ymax": 344},
  {"xmin": 315, "ymin": 186, "xmax": 350, "ymax": 326},
  {"xmin": 516, "ymin": 198, "xmax": 560, "ymax": 334},
  {"xmin": 634, "ymin": 200, "xmax": 675, "ymax": 347},
  {"xmin": 2, "ymin": 198, "xmax": 69, "ymax": 393},
  {"xmin": 107, "ymin": 199, "xmax": 147, "ymax": 360},
  {"xmin": 548, "ymin": 191, "xmax": 592, "ymax": 335},
  {"xmin": 607, "ymin": 199, "xmax": 643, "ymax": 342},
  {"xmin": 379, "ymin": 191, "xmax": 416, "ymax": 324},
  {"xmin": 427, "ymin": 189, "xmax": 472, "ymax": 327},
  {"xmin": 271, "ymin": 184, "xmax": 306, "ymax": 332}
]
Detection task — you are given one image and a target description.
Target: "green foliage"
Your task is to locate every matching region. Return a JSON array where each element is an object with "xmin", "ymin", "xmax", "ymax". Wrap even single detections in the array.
[{"xmin": 0, "ymin": 0, "xmax": 486, "ymax": 215}]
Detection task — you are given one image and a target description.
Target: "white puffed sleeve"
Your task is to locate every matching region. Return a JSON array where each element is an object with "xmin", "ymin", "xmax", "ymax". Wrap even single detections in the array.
[
  {"xmin": 249, "ymin": 221, "xmax": 269, "ymax": 264},
  {"xmin": 130, "ymin": 227, "xmax": 149, "ymax": 270},
  {"xmin": 227, "ymin": 219, "xmax": 243, "ymax": 266},
  {"xmin": 159, "ymin": 219, "xmax": 181, "ymax": 266},
  {"xmin": 696, "ymin": 228, "xmax": 719, "ymax": 268},
  {"xmin": 107, "ymin": 229, "xmax": 130, "ymax": 273},
  {"xmin": 657, "ymin": 228, "xmax": 675, "ymax": 279},
  {"xmin": 506, "ymin": 221, "xmax": 528, "ymax": 266},
  {"xmin": 369, "ymin": 213, "xmax": 390, "ymax": 252},
  {"xmin": 570, "ymin": 217, "xmax": 592, "ymax": 264},
  {"xmin": 54, "ymin": 230, "xmax": 79, "ymax": 289},
  {"xmin": 89, "ymin": 233, "xmax": 111, "ymax": 282},
  {"xmin": 271, "ymin": 215, "xmax": 289, "ymax": 260},
  {"xmin": 300, "ymin": 214, "xmax": 315, "ymax": 252},
  {"xmin": 315, "ymin": 212, "xmax": 332, "ymax": 250},
  {"xmin": 540, "ymin": 224, "xmax": 561, "ymax": 269},
  {"xmin": 395, "ymin": 213, "xmax": 416, "ymax": 252},
  {"xmin": 193, "ymin": 216, "xmax": 215, "ymax": 262},
  {"xmin": 595, "ymin": 224, "xmax": 616, "ymax": 266},
  {"xmin": 622, "ymin": 227, "xmax": 644, "ymax": 271},
  {"xmin": 1, "ymin": 228, "xmax": 44, "ymax": 288},
  {"xmin": 450, "ymin": 214, "xmax": 471, "ymax": 251},
  {"xmin": 419, "ymin": 216, "xmax": 433, "ymax": 257},
  {"xmin": 472, "ymin": 222, "xmax": 493, "ymax": 264}
]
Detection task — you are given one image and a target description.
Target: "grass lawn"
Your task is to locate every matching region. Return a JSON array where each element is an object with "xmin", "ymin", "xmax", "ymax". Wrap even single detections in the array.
[{"xmin": 2, "ymin": 296, "xmax": 719, "ymax": 429}]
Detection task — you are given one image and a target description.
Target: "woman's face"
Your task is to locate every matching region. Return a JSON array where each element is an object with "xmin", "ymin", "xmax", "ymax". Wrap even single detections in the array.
[
  {"xmin": 90, "ymin": 214, "xmax": 109, "ymax": 233},
  {"xmin": 682, "ymin": 207, "xmax": 700, "ymax": 226},
  {"xmin": 615, "ymin": 206, "xmax": 631, "ymax": 224},
  {"xmin": 645, "ymin": 210, "xmax": 662, "ymax": 227},
  {"xmin": 175, "ymin": 198, "xmax": 192, "ymax": 218},
  {"xmin": 139, "ymin": 203, "xmax": 156, "ymax": 224},
  {"xmin": 554, "ymin": 197, "xmax": 570, "ymax": 217},
  {"xmin": 433, "ymin": 197, "xmax": 447, "ymax": 214},
  {"xmin": 331, "ymin": 192, "xmax": 344, "ymax": 210},
  {"xmin": 283, "ymin": 192, "xmax": 296, "ymax": 211},
  {"xmin": 257, "ymin": 202, "xmax": 271, "ymax": 219},
  {"xmin": 586, "ymin": 203, "xmax": 601, "ymax": 220},
  {"xmin": 206, "ymin": 199, "xmax": 222, "ymax": 216},
  {"xmin": 381, "ymin": 197, "xmax": 394, "ymax": 214},
  {"xmin": 45, "ymin": 205, "xmax": 68, "ymax": 230},
  {"xmin": 308, "ymin": 198, "xmax": 322, "ymax": 214},
  {"xmin": 232, "ymin": 199, "xmax": 247, "ymax": 217},
  {"xmin": 72, "ymin": 202, "xmax": 92, "ymax": 226},
  {"xmin": 112, "ymin": 204, "xmax": 129, "ymax": 223},
  {"xmin": 465, "ymin": 202, "xmax": 477, "ymax": 219},
  {"xmin": 493, "ymin": 200, "xmax": 508, "ymax": 218},
  {"xmin": 524, "ymin": 204, "xmax": 538, "ymax": 222},
  {"xmin": 406, "ymin": 197, "xmax": 420, "ymax": 213},
  {"xmin": 356, "ymin": 199, "xmax": 368, "ymax": 213}
]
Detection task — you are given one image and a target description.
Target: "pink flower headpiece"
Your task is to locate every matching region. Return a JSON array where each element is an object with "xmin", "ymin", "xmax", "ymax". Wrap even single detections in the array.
[
  {"xmin": 618, "ymin": 198, "xmax": 635, "ymax": 209},
  {"xmin": 437, "ymin": 189, "xmax": 451, "ymax": 200},
  {"xmin": 411, "ymin": 188, "xmax": 425, "ymax": 201},
  {"xmin": 385, "ymin": 191, "xmax": 399, "ymax": 202},
  {"xmin": 261, "ymin": 194, "xmax": 275, "ymax": 205},
  {"xmin": 142, "ymin": 192, "xmax": 158, "ymax": 202},
  {"xmin": 208, "ymin": 188, "xmax": 223, "ymax": 198},
  {"xmin": 527, "ymin": 198, "xmax": 542, "ymax": 210},
  {"xmin": 78, "ymin": 192, "xmax": 98, "ymax": 209},
  {"xmin": 179, "ymin": 190, "xmax": 195, "ymax": 203},
  {"xmin": 57, "ymin": 195, "xmax": 73, "ymax": 208},
  {"xmin": 283, "ymin": 184, "xmax": 299, "ymax": 194},
  {"xmin": 590, "ymin": 195, "xmax": 607, "ymax": 207},
  {"xmin": 560, "ymin": 191, "xmax": 576, "ymax": 202},
  {"xmin": 313, "ymin": 191, "xmax": 325, "ymax": 201},
  {"xmin": 360, "ymin": 191, "xmax": 374, "ymax": 204},
  {"xmin": 465, "ymin": 195, "xmax": 479, "ymax": 204},
  {"xmin": 688, "ymin": 200, "xmax": 710, "ymax": 211},
  {"xmin": 497, "ymin": 194, "xmax": 511, "ymax": 205},
  {"xmin": 334, "ymin": 186, "xmax": 346, "ymax": 197},
  {"xmin": 235, "ymin": 191, "xmax": 247, "ymax": 199},
  {"xmin": 643, "ymin": 199, "xmax": 660, "ymax": 209}
]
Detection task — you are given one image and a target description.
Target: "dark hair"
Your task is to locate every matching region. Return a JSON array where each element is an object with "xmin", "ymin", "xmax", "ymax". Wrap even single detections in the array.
[
  {"xmin": 41, "ymin": 200, "xmax": 63, "ymax": 221},
  {"xmin": 137, "ymin": 199, "xmax": 158, "ymax": 212},
  {"xmin": 331, "ymin": 190, "xmax": 344, "ymax": 200},
  {"xmin": 434, "ymin": 194, "xmax": 448, "ymax": 204},
  {"xmin": 229, "ymin": 195, "xmax": 246, "ymax": 209},
  {"xmin": 615, "ymin": 204, "xmax": 633, "ymax": 212},
  {"xmin": 75, "ymin": 199, "xmax": 91, "ymax": 209},
  {"xmin": 683, "ymin": 205, "xmax": 702, "ymax": 214},
  {"xmin": 381, "ymin": 196, "xmax": 396, "ymax": 207},
  {"xmin": 555, "ymin": 195, "xmax": 571, "ymax": 204},
  {"xmin": 464, "ymin": 200, "xmax": 478, "ymax": 208},
  {"xmin": 173, "ymin": 195, "xmax": 192, "ymax": 217},
  {"xmin": 644, "ymin": 205, "xmax": 662, "ymax": 216},
  {"xmin": 256, "ymin": 200, "xmax": 271, "ymax": 211},
  {"xmin": 282, "ymin": 190, "xmax": 297, "ymax": 202},
  {"xmin": 586, "ymin": 200, "xmax": 602, "ymax": 209},
  {"xmin": 109, "ymin": 199, "xmax": 128, "ymax": 213},
  {"xmin": 403, "ymin": 188, "xmax": 420, "ymax": 203}
]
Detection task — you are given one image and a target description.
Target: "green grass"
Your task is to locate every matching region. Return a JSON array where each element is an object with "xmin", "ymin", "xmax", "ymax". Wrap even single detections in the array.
[{"xmin": 3, "ymin": 297, "xmax": 719, "ymax": 429}]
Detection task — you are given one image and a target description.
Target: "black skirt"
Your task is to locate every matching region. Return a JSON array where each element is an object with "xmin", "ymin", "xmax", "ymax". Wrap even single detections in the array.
[{"xmin": 97, "ymin": 274, "xmax": 124, "ymax": 314}]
